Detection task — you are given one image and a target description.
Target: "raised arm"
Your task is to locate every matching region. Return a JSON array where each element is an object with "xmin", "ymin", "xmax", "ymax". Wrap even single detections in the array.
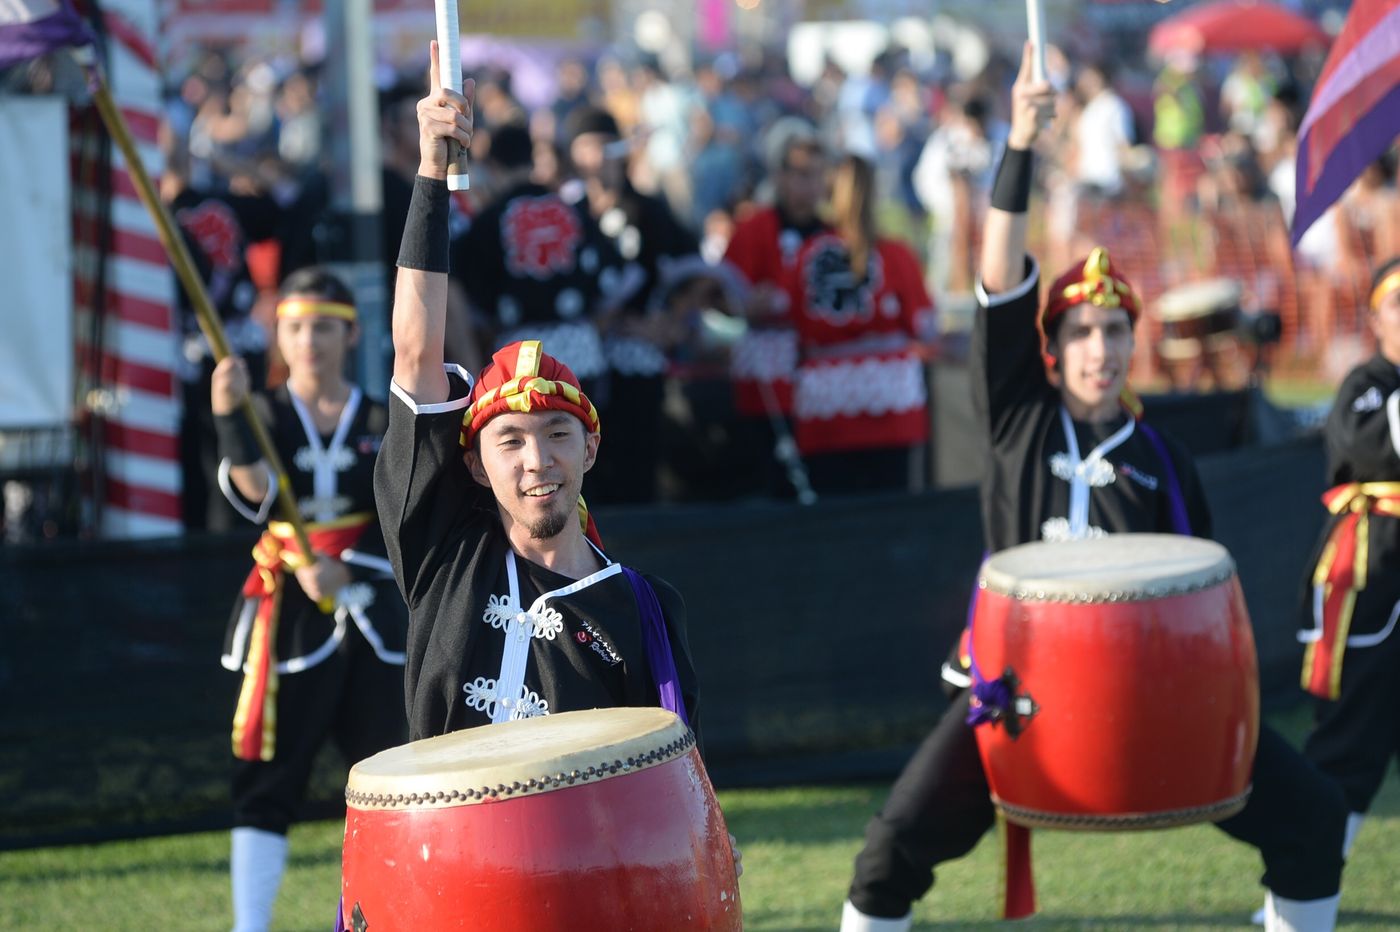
[
  {"xmin": 392, "ymin": 40, "xmax": 476, "ymax": 405},
  {"xmin": 980, "ymin": 42, "xmax": 1057, "ymax": 295}
]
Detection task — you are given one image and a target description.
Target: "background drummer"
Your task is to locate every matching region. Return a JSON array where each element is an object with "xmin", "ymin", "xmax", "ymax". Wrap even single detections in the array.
[
  {"xmin": 1292, "ymin": 255, "xmax": 1400, "ymax": 894},
  {"xmin": 374, "ymin": 42, "xmax": 704, "ymax": 751},
  {"xmin": 839, "ymin": 42, "xmax": 1348, "ymax": 932}
]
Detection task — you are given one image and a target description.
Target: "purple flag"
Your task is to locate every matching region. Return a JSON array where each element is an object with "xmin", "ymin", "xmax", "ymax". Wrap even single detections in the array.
[
  {"xmin": 0, "ymin": 0, "xmax": 94, "ymax": 71},
  {"xmin": 1292, "ymin": 0, "xmax": 1400, "ymax": 246}
]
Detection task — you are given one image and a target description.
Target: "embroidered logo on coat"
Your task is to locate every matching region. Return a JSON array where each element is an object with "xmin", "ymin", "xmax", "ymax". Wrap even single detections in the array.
[
  {"xmin": 501, "ymin": 196, "xmax": 582, "ymax": 280},
  {"xmin": 1353, "ymin": 387, "xmax": 1384, "ymax": 413},
  {"xmin": 1118, "ymin": 463, "xmax": 1160, "ymax": 490},
  {"xmin": 576, "ymin": 618, "xmax": 622, "ymax": 665}
]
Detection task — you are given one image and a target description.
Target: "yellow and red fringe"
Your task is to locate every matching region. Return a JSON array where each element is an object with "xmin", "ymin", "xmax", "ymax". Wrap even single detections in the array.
[
  {"xmin": 1301, "ymin": 482, "xmax": 1400, "ymax": 700},
  {"xmin": 231, "ymin": 513, "xmax": 371, "ymax": 761}
]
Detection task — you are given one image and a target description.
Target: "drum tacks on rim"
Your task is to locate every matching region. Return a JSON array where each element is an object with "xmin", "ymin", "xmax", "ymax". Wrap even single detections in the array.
[
  {"xmin": 970, "ymin": 534, "xmax": 1260, "ymax": 831},
  {"xmin": 341, "ymin": 707, "xmax": 740, "ymax": 930}
]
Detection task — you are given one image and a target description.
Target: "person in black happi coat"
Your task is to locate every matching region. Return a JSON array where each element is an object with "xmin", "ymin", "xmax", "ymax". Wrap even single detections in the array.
[
  {"xmin": 375, "ymin": 43, "xmax": 703, "ymax": 747},
  {"xmin": 839, "ymin": 43, "xmax": 1347, "ymax": 932},
  {"xmin": 213, "ymin": 267, "xmax": 408, "ymax": 932}
]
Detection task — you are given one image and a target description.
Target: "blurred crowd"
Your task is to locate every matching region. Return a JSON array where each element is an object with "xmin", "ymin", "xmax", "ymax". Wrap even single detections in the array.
[{"xmin": 3, "ymin": 16, "xmax": 1399, "ymax": 537}]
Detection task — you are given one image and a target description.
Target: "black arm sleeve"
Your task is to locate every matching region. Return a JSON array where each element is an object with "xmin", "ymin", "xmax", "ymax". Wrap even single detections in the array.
[
  {"xmin": 373, "ymin": 376, "xmax": 487, "ymax": 608},
  {"xmin": 971, "ymin": 259, "xmax": 1055, "ymax": 445}
]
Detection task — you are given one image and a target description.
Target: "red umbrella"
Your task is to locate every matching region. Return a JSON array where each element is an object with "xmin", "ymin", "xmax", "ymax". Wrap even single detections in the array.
[{"xmin": 1148, "ymin": 0, "xmax": 1331, "ymax": 56}]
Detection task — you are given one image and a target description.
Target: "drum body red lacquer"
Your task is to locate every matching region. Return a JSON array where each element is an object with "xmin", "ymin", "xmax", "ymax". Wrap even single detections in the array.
[
  {"xmin": 341, "ymin": 707, "xmax": 740, "ymax": 930},
  {"xmin": 971, "ymin": 534, "xmax": 1260, "ymax": 830}
]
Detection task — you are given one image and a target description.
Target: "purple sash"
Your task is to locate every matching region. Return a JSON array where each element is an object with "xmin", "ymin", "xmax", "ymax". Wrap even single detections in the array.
[{"xmin": 622, "ymin": 566, "xmax": 689, "ymax": 725}]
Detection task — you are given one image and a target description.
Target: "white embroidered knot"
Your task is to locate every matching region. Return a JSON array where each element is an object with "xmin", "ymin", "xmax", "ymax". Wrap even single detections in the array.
[
  {"xmin": 1049, "ymin": 452, "xmax": 1117, "ymax": 488},
  {"xmin": 482, "ymin": 595, "xmax": 564, "ymax": 640},
  {"xmin": 1041, "ymin": 517, "xmax": 1109, "ymax": 542},
  {"xmin": 293, "ymin": 445, "xmax": 356, "ymax": 473},
  {"xmin": 462, "ymin": 677, "xmax": 549, "ymax": 720},
  {"xmin": 336, "ymin": 582, "xmax": 375, "ymax": 611}
]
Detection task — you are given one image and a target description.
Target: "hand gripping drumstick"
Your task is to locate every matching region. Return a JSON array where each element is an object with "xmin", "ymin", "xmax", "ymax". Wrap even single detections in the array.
[{"xmin": 434, "ymin": 0, "xmax": 470, "ymax": 190}]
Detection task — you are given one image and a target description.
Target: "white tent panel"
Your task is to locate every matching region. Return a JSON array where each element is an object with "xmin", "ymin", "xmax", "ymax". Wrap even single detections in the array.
[{"xmin": 0, "ymin": 96, "xmax": 73, "ymax": 428}]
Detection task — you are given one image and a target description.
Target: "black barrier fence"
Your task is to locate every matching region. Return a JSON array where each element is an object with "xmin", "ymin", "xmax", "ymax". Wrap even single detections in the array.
[{"xmin": 0, "ymin": 435, "xmax": 1326, "ymax": 849}]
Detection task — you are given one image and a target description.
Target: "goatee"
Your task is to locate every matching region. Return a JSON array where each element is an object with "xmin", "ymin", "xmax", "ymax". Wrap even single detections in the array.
[{"xmin": 527, "ymin": 507, "xmax": 570, "ymax": 540}]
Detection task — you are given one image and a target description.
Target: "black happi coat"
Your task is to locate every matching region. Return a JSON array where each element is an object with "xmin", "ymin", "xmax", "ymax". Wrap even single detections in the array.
[
  {"xmin": 972, "ymin": 260, "xmax": 1213, "ymax": 552},
  {"xmin": 373, "ymin": 374, "xmax": 701, "ymax": 742},
  {"xmin": 221, "ymin": 386, "xmax": 407, "ymax": 672},
  {"xmin": 1299, "ymin": 352, "xmax": 1400, "ymax": 641}
]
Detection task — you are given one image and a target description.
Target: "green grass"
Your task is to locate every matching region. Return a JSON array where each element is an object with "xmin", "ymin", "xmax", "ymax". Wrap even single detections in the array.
[{"xmin": 3, "ymin": 710, "xmax": 1396, "ymax": 931}]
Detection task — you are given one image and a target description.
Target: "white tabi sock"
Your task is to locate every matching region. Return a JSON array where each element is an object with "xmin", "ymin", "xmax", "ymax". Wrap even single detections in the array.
[
  {"xmin": 1265, "ymin": 891, "xmax": 1340, "ymax": 932},
  {"xmin": 840, "ymin": 900, "xmax": 913, "ymax": 932},
  {"xmin": 1252, "ymin": 810, "xmax": 1362, "ymax": 926},
  {"xmin": 231, "ymin": 826, "xmax": 289, "ymax": 932},
  {"xmin": 1342, "ymin": 811, "xmax": 1364, "ymax": 857}
]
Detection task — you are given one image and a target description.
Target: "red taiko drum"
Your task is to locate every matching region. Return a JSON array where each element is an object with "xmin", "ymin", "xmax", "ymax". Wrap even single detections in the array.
[
  {"xmin": 970, "ymin": 534, "xmax": 1259, "ymax": 830},
  {"xmin": 341, "ymin": 707, "xmax": 740, "ymax": 931}
]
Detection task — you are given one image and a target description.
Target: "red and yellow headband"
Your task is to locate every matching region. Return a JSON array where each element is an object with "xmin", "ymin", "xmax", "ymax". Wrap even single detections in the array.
[
  {"xmin": 1371, "ymin": 269, "xmax": 1400, "ymax": 312},
  {"xmin": 459, "ymin": 340, "xmax": 601, "ymax": 447},
  {"xmin": 1042, "ymin": 247, "xmax": 1142, "ymax": 331},
  {"xmin": 276, "ymin": 298, "xmax": 358, "ymax": 322}
]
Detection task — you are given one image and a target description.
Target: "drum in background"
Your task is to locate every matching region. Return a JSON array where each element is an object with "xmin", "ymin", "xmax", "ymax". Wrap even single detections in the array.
[
  {"xmin": 970, "ymin": 534, "xmax": 1259, "ymax": 830},
  {"xmin": 342, "ymin": 708, "xmax": 740, "ymax": 931},
  {"xmin": 1154, "ymin": 278, "xmax": 1247, "ymax": 391}
]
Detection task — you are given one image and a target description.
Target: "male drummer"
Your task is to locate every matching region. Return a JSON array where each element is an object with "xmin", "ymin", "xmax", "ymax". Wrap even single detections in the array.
[
  {"xmin": 840, "ymin": 43, "xmax": 1347, "ymax": 932},
  {"xmin": 375, "ymin": 43, "xmax": 701, "ymax": 745},
  {"xmin": 1293, "ymin": 255, "xmax": 1400, "ymax": 882}
]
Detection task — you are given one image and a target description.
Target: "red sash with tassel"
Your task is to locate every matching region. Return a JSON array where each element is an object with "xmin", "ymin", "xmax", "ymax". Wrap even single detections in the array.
[
  {"xmin": 1301, "ymin": 482, "xmax": 1400, "ymax": 700},
  {"xmin": 231, "ymin": 513, "xmax": 372, "ymax": 761}
]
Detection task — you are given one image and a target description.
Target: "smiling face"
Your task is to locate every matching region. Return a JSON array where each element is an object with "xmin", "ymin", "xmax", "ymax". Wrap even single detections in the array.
[
  {"xmin": 466, "ymin": 411, "xmax": 600, "ymax": 541},
  {"xmin": 1048, "ymin": 303, "xmax": 1135, "ymax": 421}
]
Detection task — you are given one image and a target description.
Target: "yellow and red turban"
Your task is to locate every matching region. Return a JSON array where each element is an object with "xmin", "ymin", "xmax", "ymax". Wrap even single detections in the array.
[
  {"xmin": 459, "ymin": 340, "xmax": 601, "ymax": 447},
  {"xmin": 1042, "ymin": 247, "xmax": 1142, "ymax": 334}
]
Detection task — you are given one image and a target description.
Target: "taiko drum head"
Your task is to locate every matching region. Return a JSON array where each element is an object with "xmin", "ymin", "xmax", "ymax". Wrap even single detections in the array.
[
  {"xmin": 341, "ymin": 707, "xmax": 740, "ymax": 931},
  {"xmin": 971, "ymin": 534, "xmax": 1260, "ymax": 831}
]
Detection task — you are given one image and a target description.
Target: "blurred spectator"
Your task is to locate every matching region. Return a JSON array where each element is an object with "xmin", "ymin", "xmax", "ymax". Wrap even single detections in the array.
[
  {"xmin": 562, "ymin": 106, "xmax": 712, "ymax": 504},
  {"xmin": 913, "ymin": 94, "xmax": 1005, "ymax": 297},
  {"xmin": 790, "ymin": 154, "xmax": 935, "ymax": 496},
  {"xmin": 1153, "ymin": 53, "xmax": 1207, "ymax": 225},
  {"xmin": 1220, "ymin": 51, "xmax": 1276, "ymax": 143},
  {"xmin": 1072, "ymin": 61, "xmax": 1135, "ymax": 199},
  {"xmin": 450, "ymin": 123, "xmax": 639, "ymax": 391},
  {"xmin": 161, "ymin": 129, "xmax": 282, "ymax": 531},
  {"xmin": 275, "ymin": 68, "xmax": 321, "ymax": 170},
  {"xmin": 720, "ymin": 119, "xmax": 831, "ymax": 498}
]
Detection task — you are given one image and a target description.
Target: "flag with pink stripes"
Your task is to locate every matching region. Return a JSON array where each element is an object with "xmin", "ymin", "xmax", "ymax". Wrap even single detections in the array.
[
  {"xmin": 1292, "ymin": 0, "xmax": 1400, "ymax": 246},
  {"xmin": 0, "ymin": 0, "xmax": 93, "ymax": 69}
]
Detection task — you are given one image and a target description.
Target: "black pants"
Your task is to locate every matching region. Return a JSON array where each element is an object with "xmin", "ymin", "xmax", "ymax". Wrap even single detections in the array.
[
  {"xmin": 849, "ymin": 691, "xmax": 1348, "ymax": 918},
  {"xmin": 1304, "ymin": 608, "xmax": 1400, "ymax": 814},
  {"xmin": 231, "ymin": 624, "xmax": 406, "ymax": 835}
]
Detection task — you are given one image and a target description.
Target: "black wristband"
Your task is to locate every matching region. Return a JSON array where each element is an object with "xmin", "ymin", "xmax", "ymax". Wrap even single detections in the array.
[
  {"xmin": 396, "ymin": 175, "xmax": 451, "ymax": 273},
  {"xmin": 990, "ymin": 146, "xmax": 1034, "ymax": 214},
  {"xmin": 214, "ymin": 412, "xmax": 261, "ymax": 466}
]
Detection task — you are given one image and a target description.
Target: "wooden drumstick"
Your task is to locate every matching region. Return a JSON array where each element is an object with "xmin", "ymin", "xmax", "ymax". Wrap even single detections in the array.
[
  {"xmin": 1026, "ymin": 0, "xmax": 1049, "ymax": 83},
  {"xmin": 434, "ymin": 0, "xmax": 470, "ymax": 191}
]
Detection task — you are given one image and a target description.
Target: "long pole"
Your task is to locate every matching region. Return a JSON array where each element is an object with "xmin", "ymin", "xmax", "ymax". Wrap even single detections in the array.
[
  {"xmin": 89, "ymin": 80, "xmax": 317, "ymax": 562},
  {"xmin": 1026, "ymin": 0, "xmax": 1049, "ymax": 83},
  {"xmin": 435, "ymin": 0, "xmax": 470, "ymax": 191}
]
